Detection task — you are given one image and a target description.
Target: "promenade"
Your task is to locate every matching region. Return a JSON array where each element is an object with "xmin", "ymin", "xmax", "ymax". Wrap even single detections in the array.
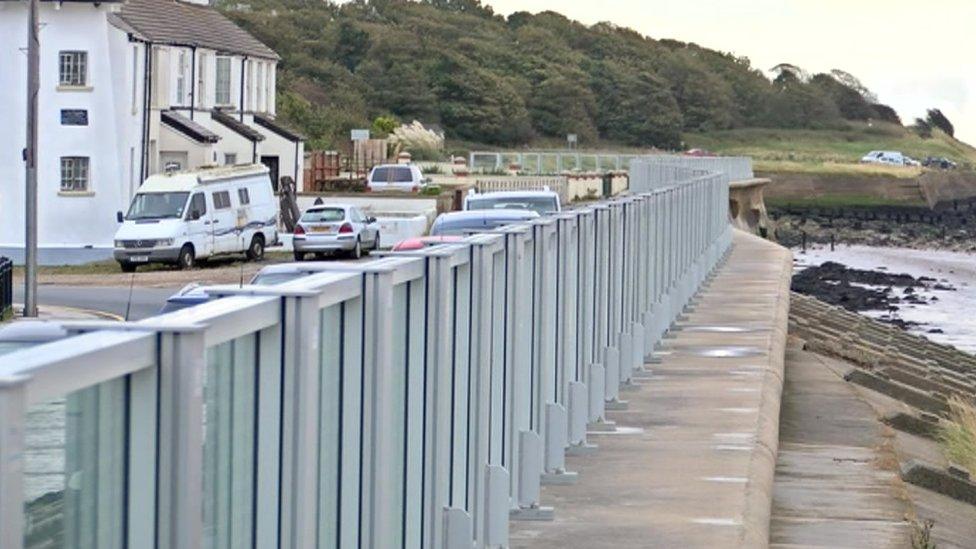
[{"xmin": 511, "ymin": 231, "xmax": 792, "ymax": 548}]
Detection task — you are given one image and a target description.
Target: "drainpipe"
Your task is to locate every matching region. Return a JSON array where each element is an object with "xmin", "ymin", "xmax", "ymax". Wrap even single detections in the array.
[
  {"xmin": 252, "ymin": 140, "xmax": 257, "ymax": 164},
  {"xmin": 189, "ymin": 46, "xmax": 196, "ymax": 120},
  {"xmin": 139, "ymin": 43, "xmax": 153, "ymax": 181},
  {"xmin": 294, "ymin": 141, "xmax": 300, "ymax": 192}
]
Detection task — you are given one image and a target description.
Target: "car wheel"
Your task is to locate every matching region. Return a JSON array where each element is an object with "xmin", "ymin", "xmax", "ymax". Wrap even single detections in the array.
[
  {"xmin": 119, "ymin": 261, "xmax": 137, "ymax": 273},
  {"xmin": 293, "ymin": 251, "xmax": 306, "ymax": 262},
  {"xmin": 246, "ymin": 235, "xmax": 265, "ymax": 261},
  {"xmin": 177, "ymin": 245, "xmax": 195, "ymax": 270},
  {"xmin": 350, "ymin": 238, "xmax": 362, "ymax": 259}
]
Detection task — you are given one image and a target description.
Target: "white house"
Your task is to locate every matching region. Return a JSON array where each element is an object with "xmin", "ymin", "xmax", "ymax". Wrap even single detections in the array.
[{"xmin": 0, "ymin": 0, "xmax": 304, "ymax": 264}]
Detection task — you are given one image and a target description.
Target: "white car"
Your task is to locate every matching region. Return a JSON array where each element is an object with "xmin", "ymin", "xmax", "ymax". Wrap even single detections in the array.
[
  {"xmin": 292, "ymin": 204, "xmax": 380, "ymax": 260},
  {"xmin": 367, "ymin": 164, "xmax": 426, "ymax": 192},
  {"xmin": 113, "ymin": 164, "xmax": 278, "ymax": 271},
  {"xmin": 463, "ymin": 188, "xmax": 561, "ymax": 215},
  {"xmin": 860, "ymin": 151, "xmax": 907, "ymax": 166}
]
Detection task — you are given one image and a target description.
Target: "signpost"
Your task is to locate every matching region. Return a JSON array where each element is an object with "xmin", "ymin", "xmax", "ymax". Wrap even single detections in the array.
[{"xmin": 567, "ymin": 134, "xmax": 578, "ymax": 150}]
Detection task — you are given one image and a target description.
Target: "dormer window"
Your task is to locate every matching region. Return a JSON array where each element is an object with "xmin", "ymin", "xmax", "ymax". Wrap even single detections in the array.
[
  {"xmin": 215, "ymin": 56, "xmax": 232, "ymax": 106},
  {"xmin": 59, "ymin": 51, "xmax": 88, "ymax": 87}
]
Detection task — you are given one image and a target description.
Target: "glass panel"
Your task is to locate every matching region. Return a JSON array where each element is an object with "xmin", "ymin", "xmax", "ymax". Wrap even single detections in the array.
[
  {"xmin": 450, "ymin": 265, "xmax": 472, "ymax": 508},
  {"xmin": 561, "ymin": 155, "xmax": 580, "ymax": 172},
  {"xmin": 539, "ymin": 155, "xmax": 559, "ymax": 175},
  {"xmin": 202, "ymin": 334, "xmax": 257, "ymax": 549},
  {"xmin": 317, "ymin": 304, "xmax": 342, "ymax": 548},
  {"xmin": 24, "ymin": 379, "xmax": 127, "ymax": 549}
]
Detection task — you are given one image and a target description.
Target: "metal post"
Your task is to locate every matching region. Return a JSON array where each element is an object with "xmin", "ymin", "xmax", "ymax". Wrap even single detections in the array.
[{"xmin": 24, "ymin": 0, "xmax": 39, "ymax": 317}]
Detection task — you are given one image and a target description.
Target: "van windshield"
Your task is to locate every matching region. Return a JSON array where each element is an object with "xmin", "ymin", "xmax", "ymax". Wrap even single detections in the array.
[
  {"xmin": 126, "ymin": 192, "xmax": 190, "ymax": 220},
  {"xmin": 466, "ymin": 196, "xmax": 558, "ymax": 215}
]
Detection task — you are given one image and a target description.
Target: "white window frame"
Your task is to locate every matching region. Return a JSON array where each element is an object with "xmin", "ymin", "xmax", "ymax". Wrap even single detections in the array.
[
  {"xmin": 59, "ymin": 50, "xmax": 88, "ymax": 87},
  {"xmin": 256, "ymin": 63, "xmax": 264, "ymax": 112},
  {"xmin": 198, "ymin": 52, "xmax": 209, "ymax": 108},
  {"xmin": 60, "ymin": 156, "xmax": 90, "ymax": 193},
  {"xmin": 176, "ymin": 50, "xmax": 187, "ymax": 105},
  {"xmin": 215, "ymin": 56, "xmax": 232, "ymax": 106}
]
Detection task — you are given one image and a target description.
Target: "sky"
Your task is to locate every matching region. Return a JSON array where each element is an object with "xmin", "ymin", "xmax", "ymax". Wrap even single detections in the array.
[{"xmin": 481, "ymin": 0, "xmax": 976, "ymax": 143}]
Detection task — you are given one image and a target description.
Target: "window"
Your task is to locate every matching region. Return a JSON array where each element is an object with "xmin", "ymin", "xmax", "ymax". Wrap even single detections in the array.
[
  {"xmin": 256, "ymin": 63, "xmax": 264, "ymax": 111},
  {"xmin": 237, "ymin": 188, "xmax": 250, "ymax": 205},
  {"xmin": 60, "ymin": 157, "xmax": 89, "ymax": 192},
  {"xmin": 176, "ymin": 50, "xmax": 187, "ymax": 104},
  {"xmin": 187, "ymin": 193, "xmax": 207, "ymax": 219},
  {"xmin": 215, "ymin": 56, "xmax": 232, "ymax": 105},
  {"xmin": 131, "ymin": 46, "xmax": 138, "ymax": 113},
  {"xmin": 198, "ymin": 53, "xmax": 208, "ymax": 107},
  {"xmin": 59, "ymin": 51, "xmax": 87, "ymax": 87},
  {"xmin": 213, "ymin": 191, "xmax": 231, "ymax": 209},
  {"xmin": 224, "ymin": 153, "xmax": 237, "ymax": 165}
]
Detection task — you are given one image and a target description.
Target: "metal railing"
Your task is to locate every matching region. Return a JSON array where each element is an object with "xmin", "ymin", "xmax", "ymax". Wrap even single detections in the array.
[
  {"xmin": 0, "ymin": 258, "xmax": 11, "ymax": 319},
  {"xmin": 469, "ymin": 151, "xmax": 641, "ymax": 174},
  {"xmin": 0, "ymin": 158, "xmax": 732, "ymax": 549}
]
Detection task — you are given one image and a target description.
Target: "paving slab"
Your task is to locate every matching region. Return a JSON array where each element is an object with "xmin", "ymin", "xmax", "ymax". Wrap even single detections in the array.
[{"xmin": 510, "ymin": 230, "xmax": 792, "ymax": 548}]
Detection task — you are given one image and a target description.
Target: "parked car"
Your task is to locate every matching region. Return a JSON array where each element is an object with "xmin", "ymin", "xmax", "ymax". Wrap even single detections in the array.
[
  {"xmin": 113, "ymin": 164, "xmax": 278, "ymax": 272},
  {"xmin": 860, "ymin": 150, "xmax": 907, "ymax": 166},
  {"xmin": 430, "ymin": 209, "xmax": 540, "ymax": 236},
  {"xmin": 391, "ymin": 235, "xmax": 464, "ymax": 251},
  {"xmin": 903, "ymin": 156, "xmax": 921, "ymax": 167},
  {"xmin": 463, "ymin": 189, "xmax": 561, "ymax": 215},
  {"xmin": 366, "ymin": 164, "xmax": 427, "ymax": 192},
  {"xmin": 292, "ymin": 204, "xmax": 380, "ymax": 260},
  {"xmin": 922, "ymin": 156, "xmax": 957, "ymax": 169}
]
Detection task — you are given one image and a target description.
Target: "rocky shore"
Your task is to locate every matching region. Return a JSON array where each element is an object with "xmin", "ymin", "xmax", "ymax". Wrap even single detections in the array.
[{"xmin": 791, "ymin": 261, "xmax": 956, "ymax": 331}]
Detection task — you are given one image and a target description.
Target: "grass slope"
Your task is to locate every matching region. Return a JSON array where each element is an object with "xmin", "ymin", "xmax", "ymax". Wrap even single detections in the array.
[{"xmin": 685, "ymin": 122, "xmax": 976, "ymax": 176}]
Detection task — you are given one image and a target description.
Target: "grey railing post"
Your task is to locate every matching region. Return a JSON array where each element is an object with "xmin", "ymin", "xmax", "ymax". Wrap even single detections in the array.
[{"xmin": 278, "ymin": 294, "xmax": 320, "ymax": 549}]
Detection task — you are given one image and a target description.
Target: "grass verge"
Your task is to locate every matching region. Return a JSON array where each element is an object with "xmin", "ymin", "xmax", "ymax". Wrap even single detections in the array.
[{"xmin": 939, "ymin": 396, "xmax": 976, "ymax": 478}]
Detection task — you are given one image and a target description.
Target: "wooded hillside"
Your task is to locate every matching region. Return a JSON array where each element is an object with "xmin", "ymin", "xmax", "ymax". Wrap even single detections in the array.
[{"xmin": 222, "ymin": 0, "xmax": 906, "ymax": 151}]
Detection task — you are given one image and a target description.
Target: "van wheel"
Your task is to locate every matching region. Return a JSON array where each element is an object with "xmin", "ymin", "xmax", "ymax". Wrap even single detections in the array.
[
  {"xmin": 350, "ymin": 238, "xmax": 362, "ymax": 259},
  {"xmin": 293, "ymin": 251, "xmax": 306, "ymax": 262},
  {"xmin": 119, "ymin": 262, "xmax": 137, "ymax": 273},
  {"xmin": 177, "ymin": 245, "xmax": 195, "ymax": 270},
  {"xmin": 246, "ymin": 235, "xmax": 265, "ymax": 261}
]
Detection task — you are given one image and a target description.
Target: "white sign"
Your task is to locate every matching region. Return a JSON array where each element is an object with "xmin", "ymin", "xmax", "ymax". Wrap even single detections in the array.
[{"xmin": 351, "ymin": 129, "xmax": 370, "ymax": 141}]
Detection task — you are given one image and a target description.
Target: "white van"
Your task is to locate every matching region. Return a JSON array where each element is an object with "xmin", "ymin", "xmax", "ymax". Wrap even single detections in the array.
[
  {"xmin": 860, "ymin": 151, "xmax": 906, "ymax": 166},
  {"xmin": 113, "ymin": 164, "xmax": 278, "ymax": 271}
]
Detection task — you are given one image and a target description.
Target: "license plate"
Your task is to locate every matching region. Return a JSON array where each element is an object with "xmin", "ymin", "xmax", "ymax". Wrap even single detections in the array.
[
  {"xmin": 311, "ymin": 225, "xmax": 333, "ymax": 233},
  {"xmin": 130, "ymin": 255, "xmax": 149, "ymax": 263}
]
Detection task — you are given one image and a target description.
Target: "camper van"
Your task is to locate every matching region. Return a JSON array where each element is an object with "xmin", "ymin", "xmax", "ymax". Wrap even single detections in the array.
[{"xmin": 113, "ymin": 164, "xmax": 278, "ymax": 271}]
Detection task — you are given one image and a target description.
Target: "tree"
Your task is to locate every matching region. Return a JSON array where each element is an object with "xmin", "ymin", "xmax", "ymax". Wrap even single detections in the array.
[
  {"xmin": 926, "ymin": 109, "xmax": 955, "ymax": 137},
  {"xmin": 809, "ymin": 73, "xmax": 874, "ymax": 121},
  {"xmin": 588, "ymin": 60, "xmax": 683, "ymax": 148},
  {"xmin": 871, "ymin": 104, "xmax": 901, "ymax": 125},
  {"xmin": 912, "ymin": 118, "xmax": 933, "ymax": 138},
  {"xmin": 334, "ymin": 21, "xmax": 370, "ymax": 72}
]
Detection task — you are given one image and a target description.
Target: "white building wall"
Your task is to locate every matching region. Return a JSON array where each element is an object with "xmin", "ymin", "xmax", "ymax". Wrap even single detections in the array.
[{"xmin": 0, "ymin": 2, "xmax": 143, "ymax": 263}]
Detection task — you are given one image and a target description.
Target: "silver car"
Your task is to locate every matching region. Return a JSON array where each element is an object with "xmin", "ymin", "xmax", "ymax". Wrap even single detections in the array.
[{"xmin": 293, "ymin": 204, "xmax": 380, "ymax": 260}]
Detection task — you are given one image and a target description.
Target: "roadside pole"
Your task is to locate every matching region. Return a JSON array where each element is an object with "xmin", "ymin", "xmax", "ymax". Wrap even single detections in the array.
[{"xmin": 24, "ymin": 0, "xmax": 39, "ymax": 317}]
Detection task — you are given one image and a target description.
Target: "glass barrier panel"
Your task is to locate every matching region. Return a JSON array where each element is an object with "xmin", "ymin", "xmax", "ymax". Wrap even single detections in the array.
[
  {"xmin": 317, "ymin": 303, "xmax": 342, "ymax": 548},
  {"xmin": 24, "ymin": 378, "xmax": 127, "ymax": 549},
  {"xmin": 202, "ymin": 334, "xmax": 257, "ymax": 549}
]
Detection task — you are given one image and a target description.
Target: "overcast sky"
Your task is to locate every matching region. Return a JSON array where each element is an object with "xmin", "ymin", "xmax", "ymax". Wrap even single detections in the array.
[{"xmin": 481, "ymin": 0, "xmax": 975, "ymax": 143}]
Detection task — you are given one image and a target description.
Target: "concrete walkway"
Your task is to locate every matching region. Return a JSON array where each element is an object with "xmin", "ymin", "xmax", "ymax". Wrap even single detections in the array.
[
  {"xmin": 770, "ymin": 345, "xmax": 912, "ymax": 548},
  {"xmin": 511, "ymin": 231, "xmax": 792, "ymax": 548}
]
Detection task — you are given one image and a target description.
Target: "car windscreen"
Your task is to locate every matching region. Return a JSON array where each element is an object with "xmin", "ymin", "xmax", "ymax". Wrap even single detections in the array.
[
  {"xmin": 371, "ymin": 166, "xmax": 413, "ymax": 183},
  {"xmin": 300, "ymin": 208, "xmax": 345, "ymax": 223},
  {"xmin": 467, "ymin": 196, "xmax": 558, "ymax": 214},
  {"xmin": 249, "ymin": 272, "xmax": 305, "ymax": 286},
  {"xmin": 431, "ymin": 218, "xmax": 482, "ymax": 236},
  {"xmin": 126, "ymin": 192, "xmax": 190, "ymax": 220}
]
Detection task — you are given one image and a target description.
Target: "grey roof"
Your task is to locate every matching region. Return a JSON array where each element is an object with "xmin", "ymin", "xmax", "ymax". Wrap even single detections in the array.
[
  {"xmin": 161, "ymin": 110, "xmax": 220, "ymax": 143},
  {"xmin": 113, "ymin": 0, "xmax": 278, "ymax": 60},
  {"xmin": 211, "ymin": 108, "xmax": 264, "ymax": 142},
  {"xmin": 253, "ymin": 113, "xmax": 305, "ymax": 142}
]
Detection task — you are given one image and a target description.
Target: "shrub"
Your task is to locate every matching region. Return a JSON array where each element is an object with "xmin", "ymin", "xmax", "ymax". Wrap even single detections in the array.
[{"xmin": 940, "ymin": 396, "xmax": 976, "ymax": 477}]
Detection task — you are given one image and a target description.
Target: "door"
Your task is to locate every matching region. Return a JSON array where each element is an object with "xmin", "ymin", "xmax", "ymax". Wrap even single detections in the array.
[
  {"xmin": 211, "ymin": 188, "xmax": 239, "ymax": 253},
  {"xmin": 351, "ymin": 207, "xmax": 376, "ymax": 246},
  {"xmin": 185, "ymin": 192, "xmax": 214, "ymax": 258},
  {"xmin": 261, "ymin": 156, "xmax": 280, "ymax": 191}
]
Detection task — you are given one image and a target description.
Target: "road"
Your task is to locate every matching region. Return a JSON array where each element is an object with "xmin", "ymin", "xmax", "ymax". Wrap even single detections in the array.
[{"xmin": 14, "ymin": 284, "xmax": 178, "ymax": 321}]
